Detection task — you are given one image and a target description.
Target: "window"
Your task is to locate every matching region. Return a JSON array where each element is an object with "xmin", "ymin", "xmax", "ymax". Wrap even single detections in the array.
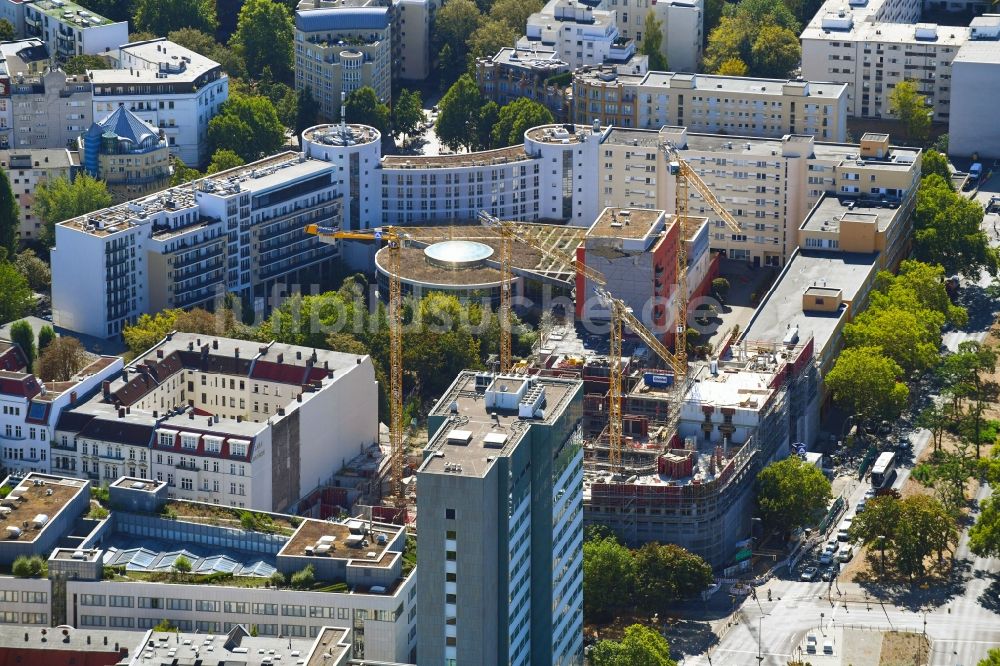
[
  {"xmin": 282, "ymin": 604, "xmax": 307, "ymax": 617},
  {"xmin": 446, "ymin": 508, "xmax": 455, "ymax": 520},
  {"xmin": 166, "ymin": 598, "xmax": 192, "ymax": 611},
  {"xmin": 79, "ymin": 594, "xmax": 105, "ymax": 606},
  {"xmin": 79, "ymin": 615, "xmax": 105, "ymax": 627},
  {"xmin": 0, "ymin": 612, "xmax": 16, "ymax": 623},
  {"xmin": 224, "ymin": 601, "xmax": 249, "ymax": 614},
  {"xmin": 21, "ymin": 591, "xmax": 46, "ymax": 604},
  {"xmin": 138, "ymin": 597, "xmax": 162, "ymax": 609},
  {"xmin": 253, "ymin": 603, "xmax": 278, "ymax": 615},
  {"xmin": 110, "ymin": 616, "xmax": 134, "ymax": 628},
  {"xmin": 197, "ymin": 600, "xmax": 220, "ymax": 612},
  {"xmin": 109, "ymin": 595, "xmax": 132, "ymax": 607},
  {"xmin": 0, "ymin": 591, "xmax": 17, "ymax": 603}
]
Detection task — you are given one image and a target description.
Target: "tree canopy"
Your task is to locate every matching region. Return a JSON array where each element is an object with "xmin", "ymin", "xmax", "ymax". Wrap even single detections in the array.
[
  {"xmin": 392, "ymin": 88, "xmax": 425, "ymax": 140},
  {"xmin": 850, "ymin": 494, "xmax": 956, "ymax": 579},
  {"xmin": 345, "ymin": 87, "xmax": 391, "ymax": 139},
  {"xmin": 978, "ymin": 648, "xmax": 1000, "ymax": 666},
  {"xmin": 124, "ymin": 308, "xmax": 223, "ymax": 357},
  {"xmin": 489, "ymin": 0, "xmax": 542, "ymax": 32},
  {"xmin": 0, "ymin": 166, "xmax": 17, "ymax": 257},
  {"xmin": 206, "ymin": 149, "xmax": 245, "ymax": 174},
  {"xmin": 491, "ymin": 98, "xmax": 554, "ymax": 147},
  {"xmin": 844, "ymin": 305, "xmax": 941, "ymax": 374},
  {"xmin": 703, "ymin": 0, "xmax": 800, "ymax": 76},
  {"xmin": 921, "ymin": 149, "xmax": 952, "ymax": 185},
  {"xmin": 0, "ymin": 18, "xmax": 14, "ymax": 41},
  {"xmin": 37, "ymin": 337, "xmax": 88, "ymax": 382},
  {"xmin": 640, "ymin": 13, "xmax": 669, "ymax": 71},
  {"xmin": 63, "ymin": 54, "xmax": 111, "ymax": 75},
  {"xmin": 231, "ymin": 0, "xmax": 294, "ymax": 81},
  {"xmin": 469, "ymin": 19, "xmax": 518, "ymax": 61},
  {"xmin": 208, "ymin": 94, "xmax": 285, "ymax": 162},
  {"xmin": 583, "ymin": 535, "xmax": 635, "ymax": 620},
  {"xmin": 0, "ymin": 262, "xmax": 32, "ymax": 326},
  {"xmin": 633, "ymin": 543, "xmax": 714, "ymax": 612},
  {"xmin": 755, "ymin": 456, "xmax": 832, "ymax": 532},
  {"xmin": 825, "ymin": 346, "xmax": 909, "ymax": 423},
  {"xmin": 590, "ymin": 625, "xmax": 677, "ymax": 666},
  {"xmin": 134, "ymin": 0, "xmax": 217, "ymax": 34},
  {"xmin": 888, "ymin": 80, "xmax": 930, "ymax": 145},
  {"xmin": 9, "ymin": 321, "xmax": 35, "ymax": 371},
  {"xmin": 913, "ymin": 174, "xmax": 998, "ymax": 278},
  {"xmin": 436, "ymin": 75, "xmax": 485, "ymax": 151},
  {"xmin": 34, "ymin": 174, "xmax": 112, "ymax": 248}
]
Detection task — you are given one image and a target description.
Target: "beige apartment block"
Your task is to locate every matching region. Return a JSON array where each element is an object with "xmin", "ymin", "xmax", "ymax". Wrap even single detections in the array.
[
  {"xmin": 597, "ymin": 127, "xmax": 920, "ymax": 267},
  {"xmin": 0, "ymin": 149, "xmax": 79, "ymax": 241},
  {"xmin": 600, "ymin": 0, "xmax": 703, "ymax": 72},
  {"xmin": 574, "ymin": 68, "xmax": 849, "ymax": 141}
]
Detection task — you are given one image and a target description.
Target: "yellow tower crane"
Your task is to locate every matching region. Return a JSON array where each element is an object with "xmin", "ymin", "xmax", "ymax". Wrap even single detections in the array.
[
  {"xmin": 478, "ymin": 212, "xmax": 687, "ymax": 473},
  {"xmin": 305, "ymin": 224, "xmax": 406, "ymax": 505},
  {"xmin": 662, "ymin": 142, "xmax": 743, "ymax": 369}
]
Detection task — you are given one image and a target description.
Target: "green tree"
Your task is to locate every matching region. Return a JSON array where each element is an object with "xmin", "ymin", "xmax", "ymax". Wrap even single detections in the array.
[
  {"xmin": 489, "ymin": 0, "xmax": 542, "ymax": 31},
  {"xmin": 640, "ymin": 12, "xmax": 669, "ymax": 71},
  {"xmin": 124, "ymin": 308, "xmax": 221, "ymax": 356},
  {"xmin": 75, "ymin": 0, "xmax": 133, "ymax": 22},
  {"xmin": 916, "ymin": 403, "xmax": 948, "ymax": 453},
  {"xmin": 913, "ymin": 174, "xmax": 998, "ymax": 279},
  {"xmin": 971, "ymin": 494, "xmax": 1000, "ymax": 559},
  {"xmin": 295, "ymin": 86, "xmax": 320, "ymax": 136},
  {"xmin": 0, "ymin": 18, "xmax": 14, "ymax": 40},
  {"xmin": 63, "ymin": 54, "xmax": 111, "ymax": 75},
  {"xmin": 825, "ymin": 346, "xmax": 909, "ymax": 424},
  {"xmin": 750, "ymin": 25, "xmax": 801, "ymax": 78},
  {"xmin": 392, "ymin": 88, "xmax": 425, "ymax": 140},
  {"xmin": 0, "ymin": 262, "xmax": 32, "ymax": 326},
  {"xmin": 269, "ymin": 570, "xmax": 286, "ymax": 587},
  {"xmin": 844, "ymin": 305, "xmax": 941, "ymax": 374},
  {"xmin": 888, "ymin": 80, "xmax": 930, "ymax": 145},
  {"xmin": 169, "ymin": 27, "xmax": 247, "ymax": 79},
  {"xmin": 34, "ymin": 174, "xmax": 112, "ymax": 248},
  {"xmin": 583, "ymin": 535, "xmax": 634, "ymax": 621},
  {"xmin": 0, "ymin": 167, "xmax": 18, "ymax": 257},
  {"xmin": 37, "ymin": 325, "xmax": 55, "ymax": 353},
  {"xmin": 477, "ymin": 100, "xmax": 500, "ymax": 150},
  {"xmin": 208, "ymin": 94, "xmax": 285, "ymax": 162},
  {"xmin": 938, "ymin": 340, "xmax": 998, "ymax": 456},
  {"xmin": 849, "ymin": 494, "xmax": 901, "ymax": 572},
  {"xmin": 633, "ymin": 543, "xmax": 713, "ymax": 612},
  {"xmin": 755, "ymin": 456, "xmax": 832, "ymax": 533},
  {"xmin": 231, "ymin": 0, "xmax": 294, "ymax": 81},
  {"xmin": 290, "ymin": 564, "xmax": 316, "ymax": 589},
  {"xmin": 206, "ymin": 149, "xmax": 245, "ymax": 174},
  {"xmin": 491, "ymin": 98, "xmax": 554, "ymax": 147},
  {"xmin": 436, "ymin": 75, "xmax": 485, "ymax": 151},
  {"xmin": 134, "ymin": 0, "xmax": 217, "ymax": 34},
  {"xmin": 703, "ymin": 0, "xmax": 799, "ymax": 74},
  {"xmin": 36, "ymin": 337, "xmax": 87, "ymax": 382},
  {"xmin": 711, "ymin": 277, "xmax": 730, "ymax": 299},
  {"xmin": 172, "ymin": 555, "xmax": 192, "ymax": 574},
  {"xmin": 716, "ymin": 57, "xmax": 749, "ymax": 76},
  {"xmin": 871, "ymin": 260, "xmax": 967, "ymax": 328},
  {"xmin": 921, "ymin": 149, "xmax": 952, "ymax": 185},
  {"xmin": 345, "ymin": 87, "xmax": 391, "ymax": 138},
  {"xmin": 10, "ymin": 320, "xmax": 35, "ymax": 371},
  {"xmin": 437, "ymin": 43, "xmax": 464, "ymax": 90},
  {"xmin": 979, "ymin": 649, "xmax": 1000, "ymax": 666},
  {"xmin": 590, "ymin": 624, "xmax": 677, "ymax": 666},
  {"xmin": 703, "ymin": 0, "xmax": 725, "ymax": 41},
  {"xmin": 468, "ymin": 19, "xmax": 517, "ymax": 61},
  {"xmin": 851, "ymin": 495, "xmax": 956, "ymax": 579},
  {"xmin": 434, "ymin": 0, "xmax": 482, "ymax": 55},
  {"xmin": 152, "ymin": 619, "xmax": 178, "ymax": 632}
]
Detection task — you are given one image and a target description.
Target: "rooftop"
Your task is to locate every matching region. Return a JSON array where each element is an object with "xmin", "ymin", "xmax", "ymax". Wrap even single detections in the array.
[
  {"xmin": 526, "ymin": 123, "xmax": 594, "ymax": 144},
  {"xmin": 23, "ymin": 0, "xmax": 116, "ymax": 26},
  {"xmin": 0, "ymin": 473, "xmax": 89, "ymax": 543},
  {"xmin": 955, "ymin": 35, "xmax": 1000, "ymax": 64},
  {"xmin": 0, "ymin": 626, "xmax": 135, "ymax": 661},
  {"xmin": 587, "ymin": 207, "xmax": 666, "ymax": 240},
  {"xmin": 684, "ymin": 362, "xmax": 777, "ymax": 408},
  {"xmin": 280, "ymin": 518, "xmax": 402, "ymax": 567},
  {"xmin": 135, "ymin": 626, "xmax": 314, "ymax": 666},
  {"xmin": 421, "ymin": 372, "xmax": 581, "ymax": 476},
  {"xmin": 803, "ymin": 14, "xmax": 970, "ymax": 43},
  {"xmin": 306, "ymin": 627, "xmax": 352, "ymax": 666},
  {"xmin": 488, "ymin": 46, "xmax": 570, "ymax": 71},
  {"xmin": 114, "ymin": 38, "xmax": 223, "ymax": 80},
  {"xmin": 303, "ymin": 123, "xmax": 380, "ymax": 147},
  {"xmin": 381, "ymin": 144, "xmax": 529, "ymax": 169},
  {"xmin": 604, "ymin": 127, "xmax": 663, "ymax": 148},
  {"xmin": 295, "ymin": 5, "xmax": 392, "ymax": 32},
  {"xmin": 800, "ymin": 194, "xmax": 904, "ymax": 233},
  {"xmin": 0, "ymin": 148, "xmax": 79, "ymax": 170},
  {"xmin": 637, "ymin": 71, "xmax": 847, "ymax": 99},
  {"xmin": 741, "ymin": 249, "xmax": 880, "ymax": 352}
]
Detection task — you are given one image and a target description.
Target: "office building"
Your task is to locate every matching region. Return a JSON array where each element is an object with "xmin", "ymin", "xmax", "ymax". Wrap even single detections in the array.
[
  {"xmin": 573, "ymin": 67, "xmax": 849, "ymax": 142},
  {"xmin": 80, "ymin": 105, "xmax": 169, "ymax": 203},
  {"xmin": 0, "ymin": 148, "xmax": 80, "ymax": 240},
  {"xmin": 476, "ymin": 47, "xmax": 574, "ymax": 122},
  {"xmin": 948, "ymin": 16, "xmax": 1000, "ymax": 158},
  {"xmin": 1, "ymin": 0, "xmax": 127, "ymax": 61},
  {"xmin": 294, "ymin": 0, "xmax": 393, "ymax": 120},
  {"xmin": 518, "ymin": 0, "xmax": 630, "ymax": 70},
  {"xmin": 417, "ymin": 371, "xmax": 584, "ymax": 665},
  {"xmin": 0, "ymin": 472, "xmax": 417, "ymax": 663},
  {"xmin": 51, "ymin": 151, "xmax": 341, "ymax": 339},
  {"xmin": 87, "ymin": 39, "xmax": 228, "ymax": 167},
  {"xmin": 0, "ymin": 39, "xmax": 93, "ymax": 150},
  {"xmin": 51, "ymin": 333, "xmax": 378, "ymax": 512},
  {"xmin": 599, "ymin": 0, "xmax": 703, "ymax": 72},
  {"xmin": 597, "ymin": 126, "xmax": 920, "ymax": 267}
]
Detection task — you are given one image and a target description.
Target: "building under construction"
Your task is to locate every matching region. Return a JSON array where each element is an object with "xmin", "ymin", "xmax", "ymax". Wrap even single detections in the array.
[{"xmin": 579, "ymin": 338, "xmax": 818, "ymax": 566}]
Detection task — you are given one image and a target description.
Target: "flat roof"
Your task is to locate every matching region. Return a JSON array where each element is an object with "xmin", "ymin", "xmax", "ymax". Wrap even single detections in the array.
[
  {"xmin": 803, "ymin": 18, "xmax": 969, "ymax": 44},
  {"xmin": 0, "ymin": 148, "xmax": 78, "ymax": 170},
  {"xmin": 955, "ymin": 38, "xmax": 1000, "ymax": 64},
  {"xmin": 525, "ymin": 123, "xmax": 595, "ymax": 144},
  {"xmin": 489, "ymin": 46, "xmax": 569, "ymax": 70},
  {"xmin": 0, "ymin": 626, "xmax": 137, "ymax": 656},
  {"xmin": 638, "ymin": 71, "xmax": 847, "ymax": 98},
  {"xmin": 306, "ymin": 627, "xmax": 352, "ymax": 666},
  {"xmin": 110, "ymin": 476, "xmax": 166, "ymax": 491},
  {"xmin": 280, "ymin": 518, "xmax": 402, "ymax": 566},
  {"xmin": 587, "ymin": 207, "xmax": 666, "ymax": 239},
  {"xmin": 23, "ymin": 0, "xmax": 115, "ymax": 25},
  {"xmin": 741, "ymin": 249, "xmax": 879, "ymax": 351},
  {"xmin": 422, "ymin": 372, "xmax": 581, "ymax": 476},
  {"xmin": 138, "ymin": 627, "xmax": 314, "ymax": 666},
  {"xmin": 605, "ymin": 127, "xmax": 662, "ymax": 147},
  {"xmin": 0, "ymin": 473, "xmax": 88, "ymax": 543},
  {"xmin": 116, "ymin": 39, "xmax": 221, "ymax": 80},
  {"xmin": 800, "ymin": 195, "xmax": 904, "ymax": 232},
  {"xmin": 381, "ymin": 144, "xmax": 528, "ymax": 169}
]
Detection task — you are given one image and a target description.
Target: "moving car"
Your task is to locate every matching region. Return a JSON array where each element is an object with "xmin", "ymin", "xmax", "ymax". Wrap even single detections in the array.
[
  {"xmin": 821, "ymin": 566, "xmax": 837, "ymax": 581},
  {"xmin": 838, "ymin": 545, "xmax": 853, "ymax": 562},
  {"xmin": 800, "ymin": 566, "xmax": 819, "ymax": 581},
  {"xmin": 837, "ymin": 517, "xmax": 853, "ymax": 541}
]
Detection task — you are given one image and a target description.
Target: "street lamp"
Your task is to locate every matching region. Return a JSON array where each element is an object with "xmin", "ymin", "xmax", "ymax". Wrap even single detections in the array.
[
  {"xmin": 756, "ymin": 616, "xmax": 764, "ymax": 665},
  {"xmin": 820, "ymin": 612, "xmax": 825, "ymax": 636}
]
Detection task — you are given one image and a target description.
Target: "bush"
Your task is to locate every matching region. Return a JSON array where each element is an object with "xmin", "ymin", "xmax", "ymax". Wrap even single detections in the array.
[
  {"xmin": 12, "ymin": 555, "xmax": 46, "ymax": 578},
  {"xmin": 152, "ymin": 619, "xmax": 178, "ymax": 632},
  {"xmin": 88, "ymin": 505, "xmax": 109, "ymax": 520},
  {"xmin": 270, "ymin": 570, "xmax": 286, "ymax": 588},
  {"xmin": 290, "ymin": 564, "xmax": 315, "ymax": 589},
  {"xmin": 173, "ymin": 555, "xmax": 192, "ymax": 573},
  {"xmin": 0, "ymin": 485, "xmax": 10, "ymax": 499},
  {"xmin": 91, "ymin": 485, "xmax": 110, "ymax": 504}
]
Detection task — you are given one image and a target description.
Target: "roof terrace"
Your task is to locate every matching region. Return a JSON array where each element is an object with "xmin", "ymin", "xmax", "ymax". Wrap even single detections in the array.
[{"xmin": 0, "ymin": 473, "xmax": 88, "ymax": 543}]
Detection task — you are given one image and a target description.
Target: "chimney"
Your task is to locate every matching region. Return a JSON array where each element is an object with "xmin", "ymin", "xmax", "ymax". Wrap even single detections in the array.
[
  {"xmin": 125, "ymin": 406, "xmax": 130, "ymax": 415},
  {"xmin": 207, "ymin": 417, "xmax": 213, "ymax": 426},
  {"xmin": 236, "ymin": 415, "xmax": 243, "ymax": 423},
  {"xmin": 188, "ymin": 412, "xmax": 195, "ymax": 420},
  {"xmin": 117, "ymin": 407, "xmax": 125, "ymax": 418},
  {"xmin": 70, "ymin": 391, "xmax": 77, "ymax": 404},
  {"xmin": 311, "ymin": 350, "xmax": 318, "ymax": 362},
  {"xmin": 296, "ymin": 393, "xmax": 302, "ymax": 403},
  {"xmin": 153, "ymin": 410, "xmax": 158, "ymax": 418},
  {"xmin": 212, "ymin": 340, "xmax": 218, "ymax": 350},
  {"xmin": 156, "ymin": 349, "xmax": 163, "ymax": 359},
  {"xmin": 296, "ymin": 351, "xmax": 302, "ymax": 360},
  {"xmin": 277, "ymin": 353, "xmax": 284, "ymax": 364},
  {"xmin": 235, "ymin": 347, "xmax": 240, "ymax": 358},
  {"xmin": 324, "ymin": 360, "xmax": 329, "ymax": 370},
  {"xmin": 122, "ymin": 369, "xmax": 128, "ymax": 382}
]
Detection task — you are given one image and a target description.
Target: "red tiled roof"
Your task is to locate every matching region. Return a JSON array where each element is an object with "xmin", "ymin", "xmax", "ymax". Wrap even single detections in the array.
[
  {"xmin": 0, "ymin": 374, "xmax": 40, "ymax": 399},
  {"xmin": 0, "ymin": 343, "xmax": 27, "ymax": 373},
  {"xmin": 250, "ymin": 360, "xmax": 312, "ymax": 384},
  {"xmin": 155, "ymin": 427, "xmax": 255, "ymax": 461}
]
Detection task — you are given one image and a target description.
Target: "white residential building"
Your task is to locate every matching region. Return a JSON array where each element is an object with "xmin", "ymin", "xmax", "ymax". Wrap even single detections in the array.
[
  {"xmin": 948, "ymin": 15, "xmax": 1000, "ymax": 158},
  {"xmin": 599, "ymin": 0, "xmax": 703, "ymax": 72},
  {"xmin": 89, "ymin": 38, "xmax": 229, "ymax": 167},
  {"xmin": 518, "ymin": 0, "xmax": 627, "ymax": 70},
  {"xmin": 394, "ymin": 0, "xmax": 439, "ymax": 81},
  {"xmin": 1, "ymin": 0, "xmax": 128, "ymax": 61},
  {"xmin": 51, "ymin": 151, "xmax": 341, "ymax": 340},
  {"xmin": 52, "ymin": 333, "xmax": 378, "ymax": 512}
]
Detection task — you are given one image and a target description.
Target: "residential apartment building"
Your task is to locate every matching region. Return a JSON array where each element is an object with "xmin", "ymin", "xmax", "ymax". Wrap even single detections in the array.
[
  {"xmin": 394, "ymin": 0, "xmax": 439, "ymax": 81},
  {"xmin": 80, "ymin": 105, "xmax": 169, "ymax": 203},
  {"xmin": 0, "ymin": 148, "xmax": 79, "ymax": 241},
  {"xmin": 1, "ymin": 0, "xmax": 127, "ymax": 61},
  {"xmin": 0, "ymin": 472, "xmax": 417, "ymax": 663},
  {"xmin": 476, "ymin": 47, "xmax": 574, "ymax": 122},
  {"xmin": 51, "ymin": 151, "xmax": 341, "ymax": 339},
  {"xmin": 51, "ymin": 333, "xmax": 378, "ymax": 512},
  {"xmin": 294, "ymin": 0, "xmax": 393, "ymax": 120},
  {"xmin": 0, "ymin": 343, "xmax": 121, "ymax": 478},
  {"xmin": 417, "ymin": 371, "xmax": 584, "ymax": 666},
  {"xmin": 0, "ymin": 40, "xmax": 93, "ymax": 150},
  {"xmin": 518, "ymin": 0, "xmax": 629, "ymax": 70},
  {"xmin": 89, "ymin": 39, "xmax": 229, "ymax": 167},
  {"xmin": 574, "ymin": 67, "xmax": 849, "ymax": 142},
  {"xmin": 598, "ymin": 0, "xmax": 703, "ymax": 72},
  {"xmin": 948, "ymin": 16, "xmax": 1000, "ymax": 158},
  {"xmin": 598, "ymin": 126, "xmax": 920, "ymax": 266}
]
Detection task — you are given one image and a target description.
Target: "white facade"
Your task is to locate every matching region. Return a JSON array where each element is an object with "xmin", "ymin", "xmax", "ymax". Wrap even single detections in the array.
[
  {"xmin": 948, "ymin": 16, "xmax": 1000, "ymax": 158},
  {"xmin": 519, "ymin": 0, "xmax": 623, "ymax": 69},
  {"xmin": 599, "ymin": 0, "xmax": 703, "ymax": 72},
  {"xmin": 10, "ymin": 0, "xmax": 127, "ymax": 61},
  {"xmin": 90, "ymin": 39, "xmax": 229, "ymax": 166}
]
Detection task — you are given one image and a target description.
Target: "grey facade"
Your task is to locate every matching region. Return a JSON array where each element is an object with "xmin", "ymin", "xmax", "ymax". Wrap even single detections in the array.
[
  {"xmin": 949, "ymin": 29, "xmax": 1000, "ymax": 159},
  {"xmin": 416, "ymin": 372, "xmax": 584, "ymax": 666}
]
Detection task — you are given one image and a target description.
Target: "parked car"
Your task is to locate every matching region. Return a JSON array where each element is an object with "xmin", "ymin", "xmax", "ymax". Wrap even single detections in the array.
[
  {"xmin": 819, "ymin": 542, "xmax": 837, "ymax": 565},
  {"xmin": 800, "ymin": 566, "xmax": 818, "ymax": 581},
  {"xmin": 856, "ymin": 499, "xmax": 867, "ymax": 513},
  {"xmin": 838, "ymin": 545, "xmax": 854, "ymax": 562},
  {"xmin": 864, "ymin": 488, "xmax": 877, "ymax": 500}
]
